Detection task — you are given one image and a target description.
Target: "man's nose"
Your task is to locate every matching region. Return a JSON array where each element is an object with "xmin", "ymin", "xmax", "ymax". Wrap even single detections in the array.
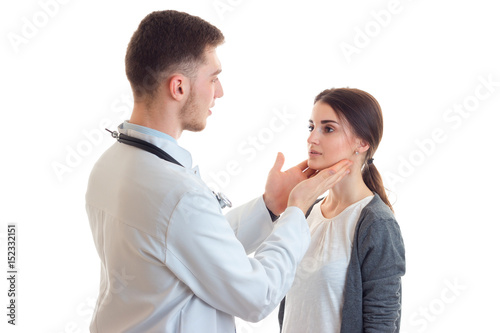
[{"xmin": 215, "ymin": 80, "xmax": 224, "ymax": 98}]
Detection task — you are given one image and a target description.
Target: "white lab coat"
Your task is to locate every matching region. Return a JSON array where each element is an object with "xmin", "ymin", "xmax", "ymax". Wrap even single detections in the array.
[{"xmin": 85, "ymin": 126, "xmax": 310, "ymax": 333}]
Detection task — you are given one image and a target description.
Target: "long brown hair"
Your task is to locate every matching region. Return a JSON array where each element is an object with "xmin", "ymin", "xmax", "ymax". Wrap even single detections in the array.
[{"xmin": 314, "ymin": 88, "xmax": 393, "ymax": 212}]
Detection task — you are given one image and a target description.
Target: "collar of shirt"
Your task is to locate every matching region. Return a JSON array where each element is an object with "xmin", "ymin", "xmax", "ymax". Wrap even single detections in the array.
[
  {"xmin": 118, "ymin": 121, "xmax": 199, "ymax": 174},
  {"xmin": 122, "ymin": 121, "xmax": 177, "ymax": 143}
]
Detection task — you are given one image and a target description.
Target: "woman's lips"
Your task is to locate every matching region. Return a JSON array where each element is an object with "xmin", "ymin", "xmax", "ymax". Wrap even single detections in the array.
[{"xmin": 309, "ymin": 150, "xmax": 322, "ymax": 157}]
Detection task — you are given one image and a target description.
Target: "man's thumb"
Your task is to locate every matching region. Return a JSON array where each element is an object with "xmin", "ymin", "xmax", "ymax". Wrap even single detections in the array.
[{"xmin": 272, "ymin": 152, "xmax": 285, "ymax": 172}]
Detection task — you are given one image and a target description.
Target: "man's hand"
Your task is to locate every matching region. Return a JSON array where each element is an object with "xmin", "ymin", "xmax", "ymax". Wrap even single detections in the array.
[
  {"xmin": 288, "ymin": 159, "xmax": 352, "ymax": 215},
  {"xmin": 263, "ymin": 153, "xmax": 317, "ymax": 216}
]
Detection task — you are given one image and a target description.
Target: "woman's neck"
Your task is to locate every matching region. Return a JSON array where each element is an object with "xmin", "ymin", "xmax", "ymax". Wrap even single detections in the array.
[{"xmin": 320, "ymin": 169, "xmax": 373, "ymax": 219}]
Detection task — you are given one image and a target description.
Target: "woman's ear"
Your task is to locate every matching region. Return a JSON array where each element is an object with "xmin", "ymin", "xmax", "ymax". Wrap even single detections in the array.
[{"xmin": 357, "ymin": 139, "xmax": 370, "ymax": 153}]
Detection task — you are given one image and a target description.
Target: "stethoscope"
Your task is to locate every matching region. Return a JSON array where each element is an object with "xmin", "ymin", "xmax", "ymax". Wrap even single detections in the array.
[{"xmin": 106, "ymin": 129, "xmax": 232, "ymax": 209}]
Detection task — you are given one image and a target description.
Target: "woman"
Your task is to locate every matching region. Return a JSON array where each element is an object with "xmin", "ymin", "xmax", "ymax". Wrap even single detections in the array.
[{"xmin": 279, "ymin": 88, "xmax": 405, "ymax": 332}]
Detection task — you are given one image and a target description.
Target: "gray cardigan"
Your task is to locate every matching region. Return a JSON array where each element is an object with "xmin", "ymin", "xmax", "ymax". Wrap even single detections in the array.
[{"xmin": 279, "ymin": 193, "xmax": 406, "ymax": 332}]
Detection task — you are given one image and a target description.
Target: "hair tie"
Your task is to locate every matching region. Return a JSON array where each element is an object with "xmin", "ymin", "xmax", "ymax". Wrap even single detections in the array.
[{"xmin": 367, "ymin": 158, "xmax": 374, "ymax": 165}]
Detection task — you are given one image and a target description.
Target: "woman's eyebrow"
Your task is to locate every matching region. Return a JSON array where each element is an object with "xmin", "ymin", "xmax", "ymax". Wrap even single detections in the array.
[{"xmin": 309, "ymin": 119, "xmax": 339, "ymax": 124}]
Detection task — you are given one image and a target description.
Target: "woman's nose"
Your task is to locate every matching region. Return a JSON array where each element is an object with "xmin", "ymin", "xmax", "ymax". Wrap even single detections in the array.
[{"xmin": 307, "ymin": 130, "xmax": 319, "ymax": 145}]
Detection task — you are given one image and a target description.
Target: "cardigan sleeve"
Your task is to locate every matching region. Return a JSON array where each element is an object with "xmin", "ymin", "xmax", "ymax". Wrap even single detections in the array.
[{"xmin": 358, "ymin": 217, "xmax": 406, "ymax": 332}]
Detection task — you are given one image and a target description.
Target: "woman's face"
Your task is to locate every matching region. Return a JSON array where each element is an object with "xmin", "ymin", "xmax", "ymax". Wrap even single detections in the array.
[{"xmin": 307, "ymin": 102, "xmax": 358, "ymax": 170}]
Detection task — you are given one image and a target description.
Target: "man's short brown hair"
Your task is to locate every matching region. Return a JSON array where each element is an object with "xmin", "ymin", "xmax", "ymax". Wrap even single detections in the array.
[{"xmin": 125, "ymin": 10, "xmax": 224, "ymax": 99}]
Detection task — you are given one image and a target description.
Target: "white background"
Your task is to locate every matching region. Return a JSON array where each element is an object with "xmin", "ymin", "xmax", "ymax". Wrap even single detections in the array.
[{"xmin": 1, "ymin": 0, "xmax": 499, "ymax": 332}]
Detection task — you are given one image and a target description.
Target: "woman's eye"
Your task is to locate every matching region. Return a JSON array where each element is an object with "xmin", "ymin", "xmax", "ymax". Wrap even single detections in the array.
[
  {"xmin": 325, "ymin": 126, "xmax": 334, "ymax": 133},
  {"xmin": 308, "ymin": 125, "xmax": 314, "ymax": 132}
]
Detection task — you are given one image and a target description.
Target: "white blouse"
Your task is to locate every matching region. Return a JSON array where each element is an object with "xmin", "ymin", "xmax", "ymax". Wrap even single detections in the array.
[{"xmin": 282, "ymin": 195, "xmax": 374, "ymax": 333}]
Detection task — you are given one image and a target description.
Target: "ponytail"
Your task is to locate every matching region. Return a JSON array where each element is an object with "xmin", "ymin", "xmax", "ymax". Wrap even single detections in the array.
[{"xmin": 362, "ymin": 161, "xmax": 393, "ymax": 212}]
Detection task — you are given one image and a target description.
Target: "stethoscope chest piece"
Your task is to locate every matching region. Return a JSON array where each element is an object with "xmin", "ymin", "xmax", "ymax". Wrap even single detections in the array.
[{"xmin": 213, "ymin": 191, "xmax": 232, "ymax": 209}]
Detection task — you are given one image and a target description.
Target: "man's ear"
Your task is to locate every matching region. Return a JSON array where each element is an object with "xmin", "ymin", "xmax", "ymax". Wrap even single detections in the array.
[
  {"xmin": 357, "ymin": 139, "xmax": 370, "ymax": 153},
  {"xmin": 167, "ymin": 74, "xmax": 189, "ymax": 101}
]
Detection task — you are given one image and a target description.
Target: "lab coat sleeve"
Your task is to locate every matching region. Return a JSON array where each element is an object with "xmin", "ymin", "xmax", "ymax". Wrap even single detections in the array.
[
  {"xmin": 224, "ymin": 196, "xmax": 274, "ymax": 254},
  {"xmin": 164, "ymin": 189, "xmax": 310, "ymax": 322}
]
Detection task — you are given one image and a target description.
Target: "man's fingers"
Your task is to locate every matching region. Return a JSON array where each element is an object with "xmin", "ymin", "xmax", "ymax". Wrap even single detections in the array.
[
  {"xmin": 328, "ymin": 159, "xmax": 352, "ymax": 173},
  {"xmin": 312, "ymin": 159, "xmax": 352, "ymax": 181},
  {"xmin": 294, "ymin": 159, "xmax": 309, "ymax": 172},
  {"xmin": 323, "ymin": 163, "xmax": 351, "ymax": 186},
  {"xmin": 303, "ymin": 167, "xmax": 317, "ymax": 178},
  {"xmin": 313, "ymin": 161, "xmax": 352, "ymax": 186},
  {"xmin": 329, "ymin": 166, "xmax": 350, "ymax": 185},
  {"xmin": 288, "ymin": 162, "xmax": 351, "ymax": 213}
]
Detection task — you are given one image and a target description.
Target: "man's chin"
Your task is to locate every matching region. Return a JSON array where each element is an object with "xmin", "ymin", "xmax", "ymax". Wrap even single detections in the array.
[{"xmin": 184, "ymin": 121, "xmax": 207, "ymax": 133}]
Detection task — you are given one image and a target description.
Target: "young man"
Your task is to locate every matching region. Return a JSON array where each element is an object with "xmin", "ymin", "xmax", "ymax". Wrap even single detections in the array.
[{"xmin": 86, "ymin": 10, "xmax": 351, "ymax": 332}]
